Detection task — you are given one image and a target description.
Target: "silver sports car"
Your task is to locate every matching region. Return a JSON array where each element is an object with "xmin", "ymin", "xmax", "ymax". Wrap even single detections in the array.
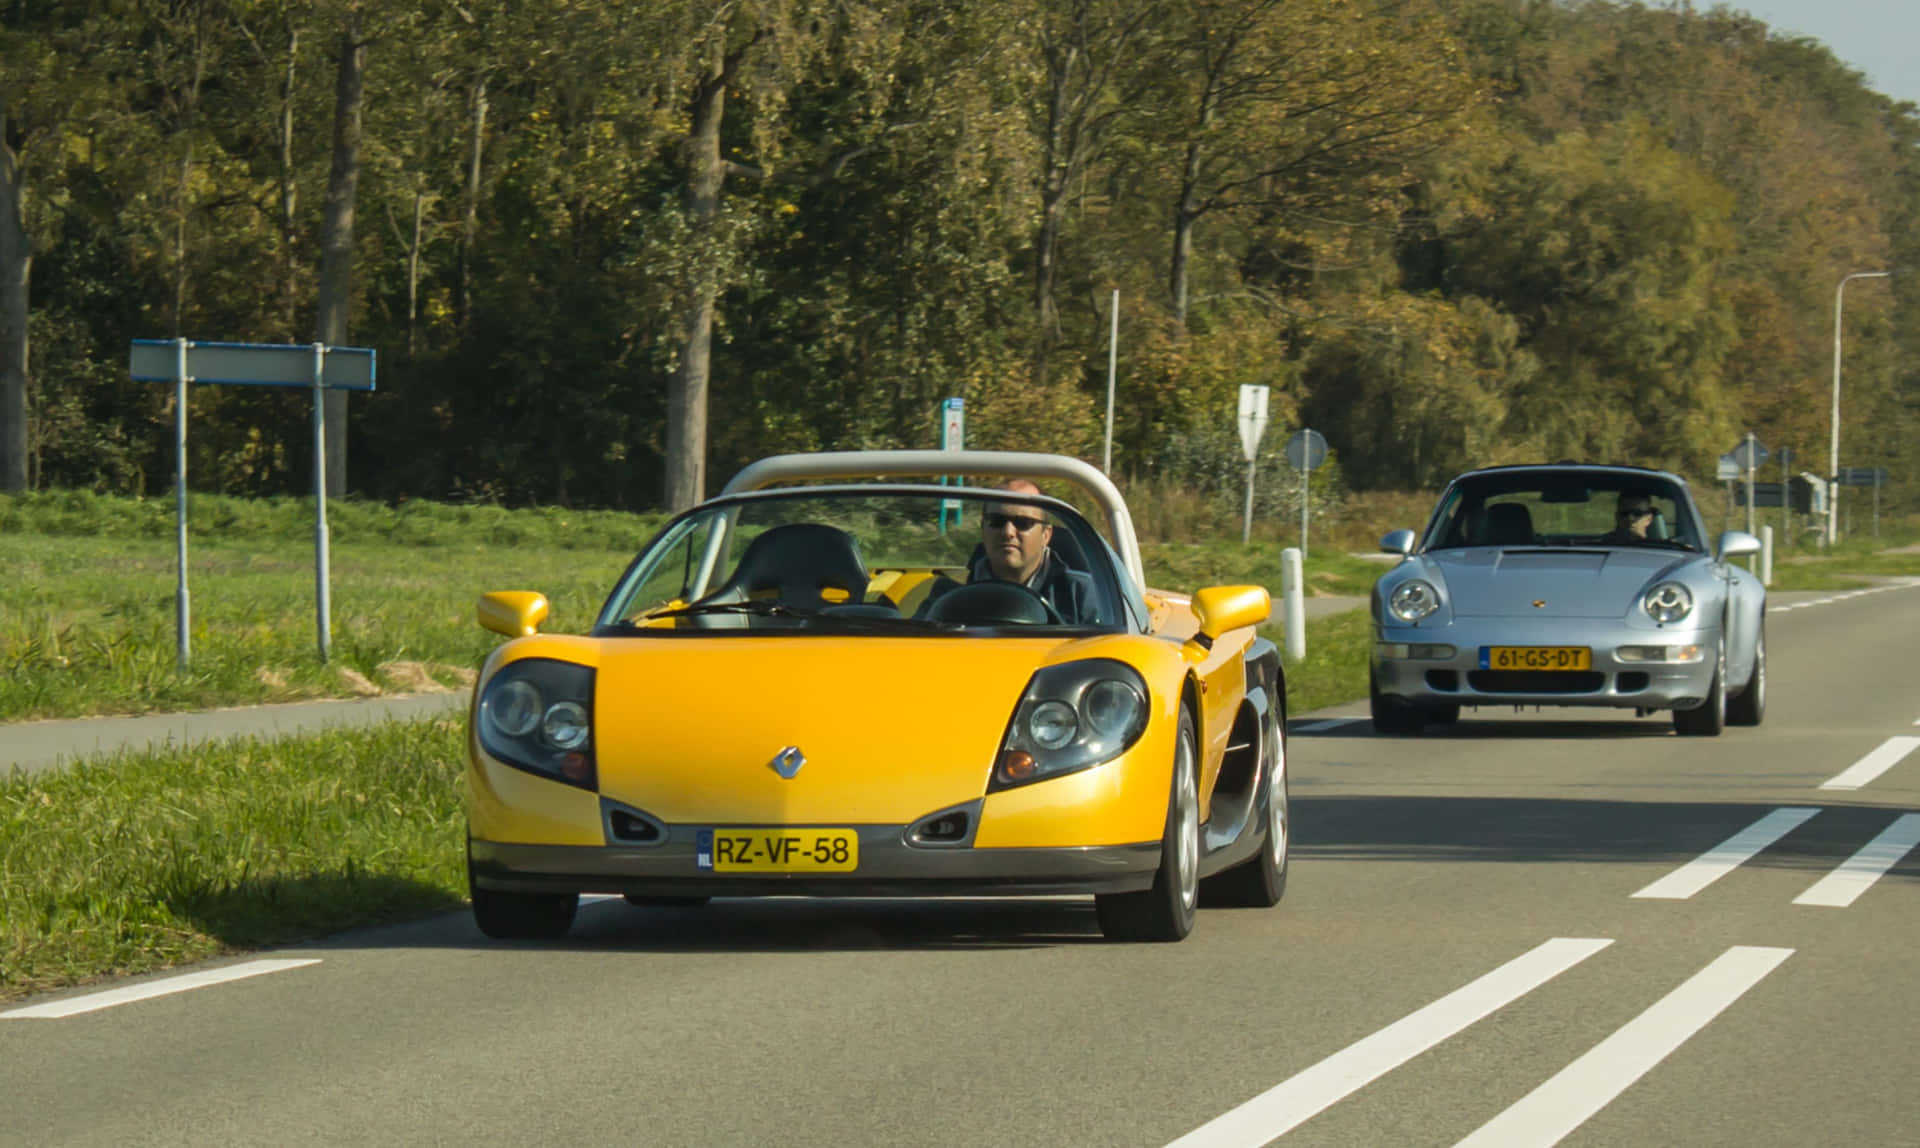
[{"xmin": 1370, "ymin": 464, "xmax": 1766, "ymax": 736}]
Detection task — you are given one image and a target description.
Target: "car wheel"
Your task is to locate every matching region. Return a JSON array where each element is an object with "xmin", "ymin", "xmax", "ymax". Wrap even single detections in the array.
[
  {"xmin": 469, "ymin": 854, "xmax": 578, "ymax": 940},
  {"xmin": 1673, "ymin": 636, "xmax": 1727, "ymax": 737},
  {"xmin": 1203, "ymin": 701, "xmax": 1289, "ymax": 908},
  {"xmin": 1097, "ymin": 708, "xmax": 1200, "ymax": 942},
  {"xmin": 624, "ymin": 895, "xmax": 712, "ymax": 908},
  {"xmin": 1370, "ymin": 668, "xmax": 1426, "ymax": 735},
  {"xmin": 1726, "ymin": 625, "xmax": 1765, "ymax": 727}
]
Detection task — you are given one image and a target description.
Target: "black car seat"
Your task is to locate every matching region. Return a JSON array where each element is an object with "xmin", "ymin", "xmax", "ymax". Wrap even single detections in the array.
[
  {"xmin": 703, "ymin": 523, "xmax": 871, "ymax": 614},
  {"xmin": 1481, "ymin": 502, "xmax": 1536, "ymax": 546}
]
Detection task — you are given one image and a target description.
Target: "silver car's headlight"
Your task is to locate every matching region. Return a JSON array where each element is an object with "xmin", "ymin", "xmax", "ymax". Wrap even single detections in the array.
[
  {"xmin": 1643, "ymin": 582, "xmax": 1694, "ymax": 624},
  {"xmin": 1388, "ymin": 579, "xmax": 1441, "ymax": 623}
]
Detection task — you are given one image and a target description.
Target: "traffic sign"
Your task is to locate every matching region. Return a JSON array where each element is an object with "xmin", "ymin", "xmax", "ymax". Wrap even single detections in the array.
[
  {"xmin": 1237, "ymin": 385, "xmax": 1270, "ymax": 463},
  {"xmin": 1716, "ymin": 453, "xmax": 1740, "ymax": 482},
  {"xmin": 129, "ymin": 339, "xmax": 375, "ymax": 390},
  {"xmin": 1285, "ymin": 428, "xmax": 1328, "ymax": 470},
  {"xmin": 1836, "ymin": 466, "xmax": 1889, "ymax": 487},
  {"xmin": 1727, "ymin": 436, "xmax": 1769, "ymax": 469}
]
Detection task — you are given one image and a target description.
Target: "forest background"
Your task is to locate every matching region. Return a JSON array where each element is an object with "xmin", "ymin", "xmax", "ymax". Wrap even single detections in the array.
[{"xmin": 2, "ymin": 0, "xmax": 1917, "ymax": 531}]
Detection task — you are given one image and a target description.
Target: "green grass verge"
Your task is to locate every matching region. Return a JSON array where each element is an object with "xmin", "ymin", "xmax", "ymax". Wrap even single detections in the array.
[{"xmin": 0, "ymin": 717, "xmax": 467, "ymax": 1002}]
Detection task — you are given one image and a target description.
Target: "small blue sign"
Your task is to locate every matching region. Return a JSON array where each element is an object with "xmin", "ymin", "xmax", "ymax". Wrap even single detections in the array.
[{"xmin": 694, "ymin": 829, "xmax": 714, "ymax": 870}]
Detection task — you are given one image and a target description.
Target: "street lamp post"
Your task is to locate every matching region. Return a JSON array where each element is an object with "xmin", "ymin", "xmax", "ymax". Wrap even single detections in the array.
[{"xmin": 1829, "ymin": 270, "xmax": 1891, "ymax": 548}]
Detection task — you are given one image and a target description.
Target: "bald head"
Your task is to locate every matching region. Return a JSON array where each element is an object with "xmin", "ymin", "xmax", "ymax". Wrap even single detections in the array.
[{"xmin": 982, "ymin": 478, "xmax": 1053, "ymax": 583}]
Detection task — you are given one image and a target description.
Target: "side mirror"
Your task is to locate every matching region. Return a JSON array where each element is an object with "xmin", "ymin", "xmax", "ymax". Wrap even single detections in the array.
[
  {"xmin": 1716, "ymin": 531, "xmax": 1761, "ymax": 561},
  {"xmin": 478, "ymin": 591, "xmax": 550, "ymax": 637},
  {"xmin": 1191, "ymin": 584, "xmax": 1271, "ymax": 647},
  {"xmin": 1379, "ymin": 528, "xmax": 1415, "ymax": 557}
]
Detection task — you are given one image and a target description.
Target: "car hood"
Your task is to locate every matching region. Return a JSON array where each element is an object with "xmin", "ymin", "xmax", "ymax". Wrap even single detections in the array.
[
  {"xmin": 590, "ymin": 636, "xmax": 1079, "ymax": 824},
  {"xmin": 1428, "ymin": 547, "xmax": 1697, "ymax": 618}
]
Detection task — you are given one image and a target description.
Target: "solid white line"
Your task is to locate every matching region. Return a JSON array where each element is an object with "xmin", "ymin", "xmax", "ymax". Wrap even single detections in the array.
[
  {"xmin": 1163, "ymin": 938, "xmax": 1613, "ymax": 1148},
  {"xmin": 1820, "ymin": 736, "xmax": 1920, "ymax": 791},
  {"xmin": 1793, "ymin": 814, "xmax": 1920, "ymax": 908},
  {"xmin": 1631, "ymin": 807, "xmax": 1820, "ymax": 900},
  {"xmin": 1295, "ymin": 718, "xmax": 1361, "ymax": 734},
  {"xmin": 0, "ymin": 958, "xmax": 321, "ymax": 1019},
  {"xmin": 1453, "ymin": 946, "xmax": 1792, "ymax": 1148}
]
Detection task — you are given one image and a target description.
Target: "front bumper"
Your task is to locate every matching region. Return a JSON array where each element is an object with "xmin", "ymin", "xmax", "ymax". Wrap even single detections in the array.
[
  {"xmin": 1373, "ymin": 617, "xmax": 1718, "ymax": 711},
  {"xmin": 470, "ymin": 825, "xmax": 1162, "ymax": 898}
]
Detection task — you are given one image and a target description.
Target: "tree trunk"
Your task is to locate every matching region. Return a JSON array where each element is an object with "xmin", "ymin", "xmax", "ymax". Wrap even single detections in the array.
[
  {"xmin": 170, "ymin": 7, "xmax": 207, "ymax": 334},
  {"xmin": 1169, "ymin": 138, "xmax": 1202, "ymax": 328},
  {"xmin": 458, "ymin": 74, "xmax": 486, "ymax": 335},
  {"xmin": 279, "ymin": 20, "xmax": 299, "ymax": 339},
  {"xmin": 0, "ymin": 96, "xmax": 30, "ymax": 492},
  {"xmin": 665, "ymin": 63, "xmax": 729, "ymax": 511},
  {"xmin": 313, "ymin": 23, "xmax": 366, "ymax": 499}
]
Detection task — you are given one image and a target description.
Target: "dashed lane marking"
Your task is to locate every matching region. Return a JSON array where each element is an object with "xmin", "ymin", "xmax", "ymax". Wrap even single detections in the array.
[
  {"xmin": 0, "ymin": 959, "xmax": 321, "ymax": 1019},
  {"xmin": 1631, "ymin": 807, "xmax": 1820, "ymax": 900},
  {"xmin": 1819, "ymin": 736, "xmax": 1920, "ymax": 791},
  {"xmin": 1452, "ymin": 947, "xmax": 1793, "ymax": 1148},
  {"xmin": 1294, "ymin": 718, "xmax": 1362, "ymax": 734},
  {"xmin": 1792, "ymin": 813, "xmax": 1920, "ymax": 908},
  {"xmin": 1162, "ymin": 938, "xmax": 1613, "ymax": 1148}
]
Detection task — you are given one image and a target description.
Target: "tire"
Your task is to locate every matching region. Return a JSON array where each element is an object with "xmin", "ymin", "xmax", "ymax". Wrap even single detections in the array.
[
  {"xmin": 1097, "ymin": 708, "xmax": 1201, "ymax": 942},
  {"xmin": 1726, "ymin": 625, "xmax": 1765, "ymax": 727},
  {"xmin": 624, "ymin": 895, "xmax": 711, "ymax": 908},
  {"xmin": 1673, "ymin": 636, "xmax": 1727, "ymax": 737},
  {"xmin": 1203, "ymin": 700, "xmax": 1289, "ymax": 908},
  {"xmin": 469, "ymin": 854, "xmax": 578, "ymax": 940},
  {"xmin": 1370, "ymin": 668, "xmax": 1426, "ymax": 735}
]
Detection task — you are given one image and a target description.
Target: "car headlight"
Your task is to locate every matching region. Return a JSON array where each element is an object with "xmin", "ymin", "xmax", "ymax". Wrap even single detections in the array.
[
  {"xmin": 1643, "ymin": 582, "xmax": 1693, "ymax": 625},
  {"xmin": 478, "ymin": 658, "xmax": 597, "ymax": 789},
  {"xmin": 1388, "ymin": 579, "xmax": 1441, "ymax": 623},
  {"xmin": 992, "ymin": 660, "xmax": 1149, "ymax": 791}
]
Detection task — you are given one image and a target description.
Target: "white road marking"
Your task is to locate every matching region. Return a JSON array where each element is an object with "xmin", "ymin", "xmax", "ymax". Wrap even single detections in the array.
[
  {"xmin": 1631, "ymin": 807, "xmax": 1820, "ymax": 900},
  {"xmin": 1452, "ymin": 946, "xmax": 1793, "ymax": 1148},
  {"xmin": 1294, "ymin": 718, "xmax": 1361, "ymax": 734},
  {"xmin": 1792, "ymin": 814, "xmax": 1920, "ymax": 908},
  {"xmin": 1163, "ymin": 937, "xmax": 1613, "ymax": 1148},
  {"xmin": 1819, "ymin": 736, "xmax": 1920, "ymax": 791},
  {"xmin": 0, "ymin": 958, "xmax": 321, "ymax": 1019}
]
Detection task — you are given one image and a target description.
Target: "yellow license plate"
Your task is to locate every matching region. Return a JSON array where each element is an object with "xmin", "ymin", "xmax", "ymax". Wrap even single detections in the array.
[
  {"xmin": 699, "ymin": 828, "xmax": 858, "ymax": 872},
  {"xmin": 1482, "ymin": 646, "xmax": 1590, "ymax": 671}
]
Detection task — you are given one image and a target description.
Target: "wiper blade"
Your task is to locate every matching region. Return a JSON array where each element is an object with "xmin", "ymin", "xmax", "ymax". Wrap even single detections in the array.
[{"xmin": 646, "ymin": 599, "xmax": 816, "ymax": 620}]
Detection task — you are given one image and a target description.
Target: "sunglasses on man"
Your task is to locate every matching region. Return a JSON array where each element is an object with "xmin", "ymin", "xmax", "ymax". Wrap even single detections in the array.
[
  {"xmin": 1617, "ymin": 506, "xmax": 1654, "ymax": 519},
  {"xmin": 984, "ymin": 513, "xmax": 1047, "ymax": 533}
]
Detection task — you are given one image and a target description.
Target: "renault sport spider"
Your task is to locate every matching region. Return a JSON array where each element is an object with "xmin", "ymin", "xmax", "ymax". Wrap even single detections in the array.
[{"xmin": 465, "ymin": 450, "xmax": 1289, "ymax": 942}]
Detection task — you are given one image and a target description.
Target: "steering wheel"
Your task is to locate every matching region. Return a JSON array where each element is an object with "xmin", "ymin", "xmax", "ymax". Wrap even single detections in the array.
[{"xmin": 924, "ymin": 580, "xmax": 1064, "ymax": 626}]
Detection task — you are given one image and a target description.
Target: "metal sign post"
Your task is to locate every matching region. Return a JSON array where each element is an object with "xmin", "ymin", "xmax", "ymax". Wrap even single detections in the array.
[
  {"xmin": 1284, "ymin": 428, "xmax": 1329, "ymax": 558},
  {"xmin": 1728, "ymin": 434, "xmax": 1769, "ymax": 541},
  {"xmin": 1236, "ymin": 385, "xmax": 1270, "ymax": 544},
  {"xmin": 1103, "ymin": 290, "xmax": 1118, "ymax": 474},
  {"xmin": 131, "ymin": 339, "xmax": 377, "ymax": 666}
]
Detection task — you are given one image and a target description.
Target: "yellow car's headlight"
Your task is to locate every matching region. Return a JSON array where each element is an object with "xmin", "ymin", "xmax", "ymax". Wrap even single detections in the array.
[
  {"xmin": 478, "ymin": 658, "xmax": 597, "ymax": 790},
  {"xmin": 992, "ymin": 660, "xmax": 1149, "ymax": 791}
]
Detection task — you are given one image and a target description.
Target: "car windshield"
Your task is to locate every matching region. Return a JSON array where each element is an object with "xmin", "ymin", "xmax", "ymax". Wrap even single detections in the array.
[
  {"xmin": 1423, "ymin": 471, "xmax": 1704, "ymax": 552},
  {"xmin": 595, "ymin": 488, "xmax": 1126, "ymax": 634}
]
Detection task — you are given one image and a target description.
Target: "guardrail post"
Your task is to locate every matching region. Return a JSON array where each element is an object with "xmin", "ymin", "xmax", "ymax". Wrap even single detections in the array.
[
  {"xmin": 1759, "ymin": 525, "xmax": 1773, "ymax": 586},
  {"xmin": 1281, "ymin": 547, "xmax": 1305, "ymax": 661}
]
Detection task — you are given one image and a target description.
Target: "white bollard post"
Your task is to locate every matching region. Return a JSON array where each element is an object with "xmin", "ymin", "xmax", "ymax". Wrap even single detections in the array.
[
  {"xmin": 1760, "ymin": 524, "xmax": 1773, "ymax": 586},
  {"xmin": 1281, "ymin": 547, "xmax": 1305, "ymax": 661}
]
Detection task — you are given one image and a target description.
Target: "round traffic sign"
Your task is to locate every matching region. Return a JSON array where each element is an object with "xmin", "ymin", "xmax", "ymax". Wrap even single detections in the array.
[{"xmin": 1285, "ymin": 428, "xmax": 1328, "ymax": 470}]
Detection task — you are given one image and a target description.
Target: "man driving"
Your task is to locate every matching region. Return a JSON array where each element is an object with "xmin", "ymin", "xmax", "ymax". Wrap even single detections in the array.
[
  {"xmin": 1603, "ymin": 490, "xmax": 1659, "ymax": 545},
  {"xmin": 925, "ymin": 479, "xmax": 1102, "ymax": 623}
]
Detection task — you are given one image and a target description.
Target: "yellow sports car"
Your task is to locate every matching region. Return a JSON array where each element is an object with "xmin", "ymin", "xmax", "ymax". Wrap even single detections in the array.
[{"xmin": 465, "ymin": 450, "xmax": 1289, "ymax": 942}]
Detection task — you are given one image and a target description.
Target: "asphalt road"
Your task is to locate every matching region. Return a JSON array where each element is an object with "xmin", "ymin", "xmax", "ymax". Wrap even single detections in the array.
[{"xmin": 4, "ymin": 580, "xmax": 1918, "ymax": 1146}]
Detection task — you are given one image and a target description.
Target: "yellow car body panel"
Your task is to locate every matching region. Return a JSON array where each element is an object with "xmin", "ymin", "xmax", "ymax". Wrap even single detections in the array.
[{"xmin": 468, "ymin": 631, "xmax": 1215, "ymax": 847}]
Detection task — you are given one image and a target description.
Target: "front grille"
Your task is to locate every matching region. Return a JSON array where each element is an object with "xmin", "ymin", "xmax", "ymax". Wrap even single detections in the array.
[
  {"xmin": 1425, "ymin": 669, "xmax": 1460, "ymax": 691},
  {"xmin": 1616, "ymin": 672, "xmax": 1650, "ymax": 693},
  {"xmin": 1467, "ymin": 670, "xmax": 1605, "ymax": 694}
]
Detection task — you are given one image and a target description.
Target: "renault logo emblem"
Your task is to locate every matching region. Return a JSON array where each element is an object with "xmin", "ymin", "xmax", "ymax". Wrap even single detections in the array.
[
  {"xmin": 1533, "ymin": 599, "xmax": 1547, "ymax": 608},
  {"xmin": 769, "ymin": 746, "xmax": 806, "ymax": 779}
]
